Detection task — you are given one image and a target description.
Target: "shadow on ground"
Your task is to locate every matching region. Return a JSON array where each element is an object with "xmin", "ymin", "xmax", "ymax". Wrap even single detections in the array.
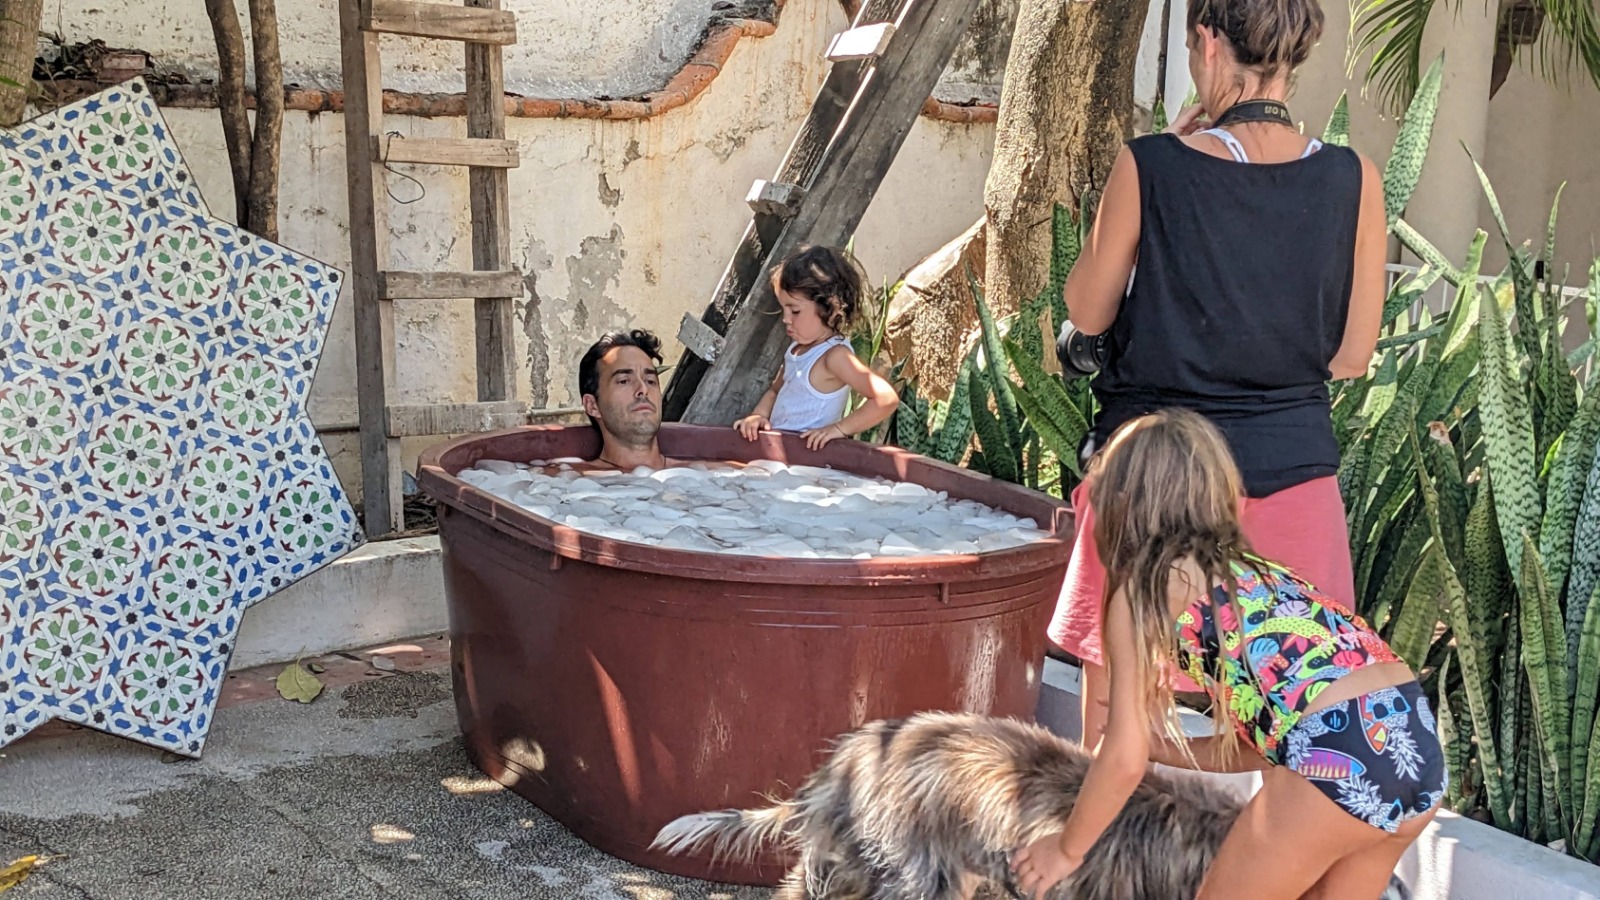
[{"xmin": 0, "ymin": 670, "xmax": 766, "ymax": 900}]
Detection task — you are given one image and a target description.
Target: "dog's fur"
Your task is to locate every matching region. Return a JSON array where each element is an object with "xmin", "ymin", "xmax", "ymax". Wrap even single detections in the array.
[{"xmin": 651, "ymin": 711, "xmax": 1413, "ymax": 900}]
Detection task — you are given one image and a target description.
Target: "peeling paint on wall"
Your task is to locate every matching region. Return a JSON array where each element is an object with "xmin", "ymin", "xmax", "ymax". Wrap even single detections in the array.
[
  {"xmin": 520, "ymin": 239, "xmax": 556, "ymax": 407},
  {"xmin": 536, "ymin": 227, "xmax": 633, "ymax": 407},
  {"xmin": 597, "ymin": 173, "xmax": 623, "ymax": 209}
]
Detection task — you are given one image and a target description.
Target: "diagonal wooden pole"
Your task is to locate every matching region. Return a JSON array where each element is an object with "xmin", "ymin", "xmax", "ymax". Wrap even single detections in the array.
[{"xmin": 665, "ymin": 0, "xmax": 985, "ymax": 425}]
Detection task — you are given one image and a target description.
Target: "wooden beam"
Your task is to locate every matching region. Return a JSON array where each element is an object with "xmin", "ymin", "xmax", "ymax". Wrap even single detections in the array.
[
  {"xmin": 661, "ymin": 0, "xmax": 904, "ymax": 420},
  {"xmin": 677, "ymin": 312, "xmax": 726, "ymax": 363},
  {"xmin": 362, "ymin": 0, "xmax": 517, "ymax": 44},
  {"xmin": 339, "ymin": 0, "xmax": 404, "ymax": 536},
  {"xmin": 678, "ymin": 0, "xmax": 987, "ymax": 426},
  {"xmin": 466, "ymin": 0, "xmax": 518, "ymax": 406},
  {"xmin": 378, "ymin": 136, "xmax": 520, "ymax": 168},
  {"xmin": 385, "ymin": 400, "xmax": 538, "ymax": 437},
  {"xmin": 378, "ymin": 269, "xmax": 523, "ymax": 299}
]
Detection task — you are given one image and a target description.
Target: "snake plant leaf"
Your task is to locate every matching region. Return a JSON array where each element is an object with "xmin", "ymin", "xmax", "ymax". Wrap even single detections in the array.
[
  {"xmin": 1004, "ymin": 339, "xmax": 1089, "ymax": 447},
  {"xmin": 967, "ymin": 365, "xmax": 1016, "ymax": 484},
  {"xmin": 1463, "ymin": 477, "xmax": 1514, "ymax": 663},
  {"xmin": 1393, "ymin": 217, "xmax": 1464, "ymax": 285},
  {"xmin": 1547, "ymin": 370, "xmax": 1600, "ymax": 650},
  {"xmin": 1479, "ymin": 249, "xmax": 1545, "ymax": 587},
  {"xmin": 1520, "ymin": 536, "xmax": 1573, "ymax": 834},
  {"xmin": 1381, "ymin": 265, "xmax": 1443, "ymax": 328},
  {"xmin": 1569, "ymin": 432, "xmax": 1600, "ymax": 680},
  {"xmin": 1421, "ymin": 539, "xmax": 1512, "ymax": 827},
  {"xmin": 1322, "ymin": 92, "xmax": 1352, "ymax": 147},
  {"xmin": 1365, "ymin": 505, "xmax": 1424, "ymax": 629},
  {"xmin": 971, "ymin": 272, "xmax": 1022, "ymax": 471},
  {"xmin": 1046, "ymin": 201, "xmax": 1079, "ymax": 313},
  {"xmin": 931, "ymin": 351, "xmax": 977, "ymax": 464},
  {"xmin": 1382, "ymin": 53, "xmax": 1445, "ymax": 223},
  {"xmin": 1416, "ymin": 429, "xmax": 1512, "ymax": 827},
  {"xmin": 1569, "ymin": 580, "xmax": 1600, "ymax": 851},
  {"xmin": 1340, "ymin": 351, "xmax": 1401, "ymax": 503}
]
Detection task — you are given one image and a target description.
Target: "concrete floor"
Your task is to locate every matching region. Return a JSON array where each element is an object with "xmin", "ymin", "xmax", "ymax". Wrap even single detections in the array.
[{"xmin": 0, "ymin": 667, "xmax": 766, "ymax": 900}]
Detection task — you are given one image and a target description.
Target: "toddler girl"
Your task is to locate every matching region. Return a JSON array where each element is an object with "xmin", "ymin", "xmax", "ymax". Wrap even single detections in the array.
[{"xmin": 734, "ymin": 246, "xmax": 898, "ymax": 450}]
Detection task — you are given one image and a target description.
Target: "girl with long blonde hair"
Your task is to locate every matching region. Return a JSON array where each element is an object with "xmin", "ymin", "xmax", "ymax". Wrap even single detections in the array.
[{"xmin": 1014, "ymin": 410, "xmax": 1443, "ymax": 899}]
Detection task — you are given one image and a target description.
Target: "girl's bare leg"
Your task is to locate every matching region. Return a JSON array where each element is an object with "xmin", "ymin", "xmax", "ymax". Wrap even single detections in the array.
[
  {"xmin": 1196, "ymin": 767, "xmax": 1421, "ymax": 900},
  {"xmin": 1303, "ymin": 808, "xmax": 1436, "ymax": 900}
]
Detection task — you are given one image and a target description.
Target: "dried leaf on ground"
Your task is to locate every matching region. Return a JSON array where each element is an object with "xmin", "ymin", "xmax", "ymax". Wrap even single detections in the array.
[
  {"xmin": 276, "ymin": 661, "xmax": 323, "ymax": 704},
  {"xmin": 0, "ymin": 855, "xmax": 41, "ymax": 893}
]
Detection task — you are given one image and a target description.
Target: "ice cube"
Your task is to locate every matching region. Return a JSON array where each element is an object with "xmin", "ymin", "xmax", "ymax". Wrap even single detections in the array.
[{"xmin": 659, "ymin": 526, "xmax": 725, "ymax": 552}]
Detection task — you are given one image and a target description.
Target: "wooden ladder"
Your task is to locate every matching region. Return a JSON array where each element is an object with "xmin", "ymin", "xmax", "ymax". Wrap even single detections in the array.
[
  {"xmin": 661, "ymin": 0, "xmax": 984, "ymax": 425},
  {"xmin": 337, "ymin": 0, "xmax": 524, "ymax": 537}
]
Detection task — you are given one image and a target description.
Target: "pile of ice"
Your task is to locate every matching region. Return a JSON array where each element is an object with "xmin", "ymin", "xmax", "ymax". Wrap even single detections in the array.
[{"xmin": 455, "ymin": 458, "xmax": 1052, "ymax": 559}]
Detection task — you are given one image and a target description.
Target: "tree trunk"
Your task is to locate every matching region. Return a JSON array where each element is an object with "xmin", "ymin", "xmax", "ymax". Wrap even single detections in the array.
[
  {"xmin": 204, "ymin": 0, "xmax": 253, "ymax": 225},
  {"xmin": 245, "ymin": 0, "xmax": 282, "ymax": 241},
  {"xmin": 885, "ymin": 0, "xmax": 1147, "ymax": 395},
  {"xmin": 981, "ymin": 0, "xmax": 1144, "ymax": 317},
  {"xmin": 0, "ymin": 0, "xmax": 43, "ymax": 127}
]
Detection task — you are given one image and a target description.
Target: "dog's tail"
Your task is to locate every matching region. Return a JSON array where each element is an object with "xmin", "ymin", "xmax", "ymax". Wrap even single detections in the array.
[{"xmin": 649, "ymin": 802, "xmax": 795, "ymax": 862}]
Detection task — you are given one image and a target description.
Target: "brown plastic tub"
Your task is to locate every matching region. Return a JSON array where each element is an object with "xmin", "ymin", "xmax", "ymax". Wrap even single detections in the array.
[{"xmin": 416, "ymin": 424, "xmax": 1072, "ymax": 885}]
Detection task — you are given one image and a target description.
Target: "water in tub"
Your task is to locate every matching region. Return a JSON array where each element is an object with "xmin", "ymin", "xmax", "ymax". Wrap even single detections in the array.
[{"xmin": 453, "ymin": 459, "xmax": 1052, "ymax": 559}]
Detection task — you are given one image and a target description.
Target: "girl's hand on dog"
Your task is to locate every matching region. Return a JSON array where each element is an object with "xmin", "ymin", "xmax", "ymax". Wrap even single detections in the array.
[{"xmin": 1011, "ymin": 831, "xmax": 1081, "ymax": 898}]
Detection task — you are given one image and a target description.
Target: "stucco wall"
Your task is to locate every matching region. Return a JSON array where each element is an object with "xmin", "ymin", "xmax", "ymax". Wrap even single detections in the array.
[
  {"xmin": 47, "ymin": 0, "xmax": 723, "ymax": 98},
  {"xmin": 135, "ymin": 0, "xmax": 996, "ymax": 497},
  {"xmin": 48, "ymin": 0, "xmax": 1019, "ymax": 106}
]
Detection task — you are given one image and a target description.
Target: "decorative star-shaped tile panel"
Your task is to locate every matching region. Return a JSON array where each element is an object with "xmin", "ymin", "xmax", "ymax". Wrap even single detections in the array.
[{"xmin": 0, "ymin": 79, "xmax": 363, "ymax": 756}]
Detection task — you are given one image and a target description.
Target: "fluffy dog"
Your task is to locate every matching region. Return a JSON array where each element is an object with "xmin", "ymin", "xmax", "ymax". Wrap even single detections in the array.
[{"xmin": 651, "ymin": 711, "xmax": 1413, "ymax": 900}]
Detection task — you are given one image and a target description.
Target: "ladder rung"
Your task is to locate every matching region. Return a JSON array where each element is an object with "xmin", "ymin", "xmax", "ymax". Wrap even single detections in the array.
[
  {"xmin": 379, "ymin": 270, "xmax": 522, "ymax": 300},
  {"xmin": 379, "ymin": 137, "xmax": 520, "ymax": 168},
  {"xmin": 385, "ymin": 401, "xmax": 570, "ymax": 438},
  {"xmin": 363, "ymin": 0, "xmax": 517, "ymax": 44},
  {"xmin": 825, "ymin": 22, "xmax": 897, "ymax": 61}
]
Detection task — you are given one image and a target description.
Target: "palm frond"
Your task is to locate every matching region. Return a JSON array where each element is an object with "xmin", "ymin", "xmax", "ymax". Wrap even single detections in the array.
[
  {"xmin": 1525, "ymin": 0, "xmax": 1600, "ymax": 95},
  {"xmin": 1348, "ymin": 0, "xmax": 1440, "ymax": 113}
]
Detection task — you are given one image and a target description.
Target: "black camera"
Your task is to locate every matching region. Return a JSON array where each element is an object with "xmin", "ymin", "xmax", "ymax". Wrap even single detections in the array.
[{"xmin": 1056, "ymin": 320, "xmax": 1109, "ymax": 379}]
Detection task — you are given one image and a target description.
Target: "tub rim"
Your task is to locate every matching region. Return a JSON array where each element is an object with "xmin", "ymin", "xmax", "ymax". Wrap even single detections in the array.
[{"xmin": 416, "ymin": 423, "xmax": 1072, "ymax": 587}]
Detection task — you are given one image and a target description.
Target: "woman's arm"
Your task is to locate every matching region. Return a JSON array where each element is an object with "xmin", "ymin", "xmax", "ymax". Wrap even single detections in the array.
[
  {"xmin": 1062, "ymin": 145, "xmax": 1142, "ymax": 335},
  {"xmin": 1329, "ymin": 153, "xmax": 1388, "ymax": 381}
]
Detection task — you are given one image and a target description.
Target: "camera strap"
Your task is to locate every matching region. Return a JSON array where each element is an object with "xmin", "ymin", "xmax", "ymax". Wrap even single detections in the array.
[{"xmin": 1213, "ymin": 99, "xmax": 1294, "ymax": 129}]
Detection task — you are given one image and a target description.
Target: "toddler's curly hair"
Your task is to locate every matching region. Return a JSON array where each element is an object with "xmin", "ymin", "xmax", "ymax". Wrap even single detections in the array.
[{"xmin": 772, "ymin": 245, "xmax": 868, "ymax": 335}]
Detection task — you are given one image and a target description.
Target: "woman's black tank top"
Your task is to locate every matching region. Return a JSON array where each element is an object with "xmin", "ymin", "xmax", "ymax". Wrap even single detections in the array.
[{"xmin": 1090, "ymin": 132, "xmax": 1363, "ymax": 498}]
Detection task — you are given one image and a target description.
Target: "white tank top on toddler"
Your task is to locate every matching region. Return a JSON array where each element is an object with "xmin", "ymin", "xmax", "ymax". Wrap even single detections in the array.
[{"xmin": 769, "ymin": 335, "xmax": 851, "ymax": 432}]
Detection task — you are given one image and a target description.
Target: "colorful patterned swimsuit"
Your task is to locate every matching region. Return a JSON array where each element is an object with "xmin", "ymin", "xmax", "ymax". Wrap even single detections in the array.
[{"xmin": 1174, "ymin": 556, "xmax": 1447, "ymax": 832}]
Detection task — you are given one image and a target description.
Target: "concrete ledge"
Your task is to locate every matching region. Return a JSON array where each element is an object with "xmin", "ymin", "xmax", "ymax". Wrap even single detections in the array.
[
  {"xmin": 1033, "ymin": 658, "xmax": 1600, "ymax": 900},
  {"xmin": 234, "ymin": 536, "xmax": 447, "ymax": 669}
]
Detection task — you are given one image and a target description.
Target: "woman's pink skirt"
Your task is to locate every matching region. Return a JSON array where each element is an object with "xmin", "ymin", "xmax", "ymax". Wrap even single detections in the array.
[{"xmin": 1047, "ymin": 475, "xmax": 1356, "ymax": 669}]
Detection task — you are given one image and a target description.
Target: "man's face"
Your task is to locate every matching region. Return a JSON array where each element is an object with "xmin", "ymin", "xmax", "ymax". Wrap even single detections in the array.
[{"xmin": 582, "ymin": 345, "xmax": 662, "ymax": 444}]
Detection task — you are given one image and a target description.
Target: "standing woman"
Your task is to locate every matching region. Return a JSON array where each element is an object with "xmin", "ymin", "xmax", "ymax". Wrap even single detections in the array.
[{"xmin": 1047, "ymin": 0, "xmax": 1389, "ymax": 747}]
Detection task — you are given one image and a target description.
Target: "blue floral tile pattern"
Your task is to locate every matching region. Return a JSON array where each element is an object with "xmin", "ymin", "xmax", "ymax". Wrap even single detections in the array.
[{"xmin": 0, "ymin": 79, "xmax": 362, "ymax": 756}]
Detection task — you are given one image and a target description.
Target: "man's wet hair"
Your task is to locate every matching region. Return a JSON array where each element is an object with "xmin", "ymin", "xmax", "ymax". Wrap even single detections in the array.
[{"xmin": 578, "ymin": 328, "xmax": 663, "ymax": 403}]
